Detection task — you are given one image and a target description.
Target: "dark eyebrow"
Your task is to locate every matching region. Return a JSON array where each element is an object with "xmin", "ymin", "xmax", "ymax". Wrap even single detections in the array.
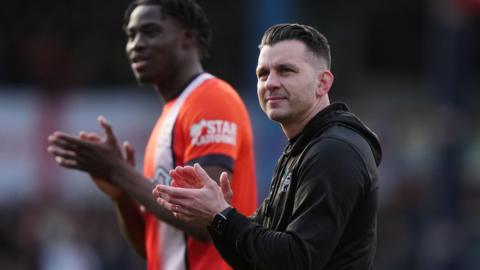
[
  {"xmin": 126, "ymin": 21, "xmax": 162, "ymax": 33},
  {"xmin": 141, "ymin": 22, "xmax": 161, "ymax": 29},
  {"xmin": 277, "ymin": 63, "xmax": 297, "ymax": 71}
]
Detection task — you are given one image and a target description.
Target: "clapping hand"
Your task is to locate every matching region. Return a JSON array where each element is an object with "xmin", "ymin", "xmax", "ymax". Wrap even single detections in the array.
[{"xmin": 152, "ymin": 164, "xmax": 232, "ymax": 226}]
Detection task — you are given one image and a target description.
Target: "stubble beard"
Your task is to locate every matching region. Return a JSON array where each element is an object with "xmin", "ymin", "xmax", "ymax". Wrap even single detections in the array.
[{"xmin": 265, "ymin": 106, "xmax": 288, "ymax": 124}]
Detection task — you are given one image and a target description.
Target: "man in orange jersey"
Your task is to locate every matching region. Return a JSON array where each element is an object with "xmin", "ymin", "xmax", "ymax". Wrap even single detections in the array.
[{"xmin": 47, "ymin": 1, "xmax": 257, "ymax": 270}]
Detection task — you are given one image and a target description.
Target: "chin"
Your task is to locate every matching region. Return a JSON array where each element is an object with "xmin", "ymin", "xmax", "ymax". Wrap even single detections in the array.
[
  {"xmin": 266, "ymin": 111, "xmax": 288, "ymax": 123},
  {"xmin": 134, "ymin": 74, "xmax": 153, "ymax": 85}
]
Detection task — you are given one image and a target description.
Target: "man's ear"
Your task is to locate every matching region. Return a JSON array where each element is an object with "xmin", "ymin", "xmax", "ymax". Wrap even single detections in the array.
[
  {"xmin": 316, "ymin": 70, "xmax": 334, "ymax": 96},
  {"xmin": 180, "ymin": 30, "xmax": 195, "ymax": 50}
]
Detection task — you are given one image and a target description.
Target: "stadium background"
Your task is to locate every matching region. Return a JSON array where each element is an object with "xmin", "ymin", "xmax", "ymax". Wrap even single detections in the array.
[{"xmin": 0, "ymin": 0, "xmax": 479, "ymax": 269}]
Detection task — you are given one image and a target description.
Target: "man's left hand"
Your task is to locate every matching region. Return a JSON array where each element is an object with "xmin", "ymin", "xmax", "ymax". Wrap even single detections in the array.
[{"xmin": 47, "ymin": 116, "xmax": 129, "ymax": 179}]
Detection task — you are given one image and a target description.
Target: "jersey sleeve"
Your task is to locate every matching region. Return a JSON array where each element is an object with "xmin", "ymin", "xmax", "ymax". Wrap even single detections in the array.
[{"xmin": 174, "ymin": 79, "xmax": 245, "ymax": 171}]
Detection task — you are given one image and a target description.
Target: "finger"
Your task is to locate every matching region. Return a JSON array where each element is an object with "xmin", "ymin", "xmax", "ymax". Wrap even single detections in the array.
[
  {"xmin": 182, "ymin": 166, "xmax": 198, "ymax": 178},
  {"xmin": 173, "ymin": 166, "xmax": 195, "ymax": 181},
  {"xmin": 172, "ymin": 208, "xmax": 197, "ymax": 223},
  {"xmin": 79, "ymin": 131, "xmax": 88, "ymax": 140},
  {"xmin": 123, "ymin": 141, "xmax": 136, "ymax": 166},
  {"xmin": 170, "ymin": 175, "xmax": 188, "ymax": 187},
  {"xmin": 153, "ymin": 184, "xmax": 175, "ymax": 199},
  {"xmin": 170, "ymin": 168, "xmax": 189, "ymax": 184},
  {"xmin": 152, "ymin": 185, "xmax": 163, "ymax": 197},
  {"xmin": 47, "ymin": 145, "xmax": 77, "ymax": 159},
  {"xmin": 170, "ymin": 168, "xmax": 201, "ymax": 188},
  {"xmin": 48, "ymin": 138, "xmax": 76, "ymax": 151},
  {"xmin": 50, "ymin": 132, "xmax": 91, "ymax": 149},
  {"xmin": 170, "ymin": 177, "xmax": 197, "ymax": 189},
  {"xmin": 88, "ymin": 133, "xmax": 101, "ymax": 142},
  {"xmin": 48, "ymin": 134, "xmax": 80, "ymax": 151},
  {"xmin": 51, "ymin": 153, "xmax": 94, "ymax": 174},
  {"xmin": 156, "ymin": 196, "xmax": 174, "ymax": 210},
  {"xmin": 50, "ymin": 131, "xmax": 80, "ymax": 142},
  {"xmin": 156, "ymin": 196, "xmax": 190, "ymax": 215},
  {"xmin": 173, "ymin": 212, "xmax": 190, "ymax": 221},
  {"xmin": 169, "ymin": 209, "xmax": 191, "ymax": 222},
  {"xmin": 79, "ymin": 132, "xmax": 100, "ymax": 143},
  {"xmin": 181, "ymin": 166, "xmax": 203, "ymax": 187},
  {"xmin": 220, "ymin": 172, "xmax": 231, "ymax": 195},
  {"xmin": 97, "ymin": 116, "xmax": 118, "ymax": 145},
  {"xmin": 171, "ymin": 179, "xmax": 187, "ymax": 188},
  {"xmin": 173, "ymin": 166, "xmax": 188, "ymax": 179},
  {"xmin": 193, "ymin": 163, "xmax": 214, "ymax": 186},
  {"xmin": 152, "ymin": 185, "xmax": 166, "ymax": 197},
  {"xmin": 54, "ymin": 156, "xmax": 78, "ymax": 168},
  {"xmin": 154, "ymin": 184, "xmax": 193, "ymax": 202},
  {"xmin": 170, "ymin": 204, "xmax": 191, "ymax": 216}
]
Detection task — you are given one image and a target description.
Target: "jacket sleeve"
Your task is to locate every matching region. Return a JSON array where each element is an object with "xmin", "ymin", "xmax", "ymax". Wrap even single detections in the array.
[
  {"xmin": 211, "ymin": 138, "xmax": 368, "ymax": 270},
  {"xmin": 208, "ymin": 201, "xmax": 269, "ymax": 269}
]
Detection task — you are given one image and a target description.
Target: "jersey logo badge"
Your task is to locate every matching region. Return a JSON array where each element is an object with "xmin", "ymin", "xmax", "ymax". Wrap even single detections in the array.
[{"xmin": 190, "ymin": 119, "xmax": 237, "ymax": 146}]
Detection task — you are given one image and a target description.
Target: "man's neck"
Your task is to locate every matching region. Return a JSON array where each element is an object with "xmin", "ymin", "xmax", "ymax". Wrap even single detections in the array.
[
  {"xmin": 282, "ymin": 98, "xmax": 330, "ymax": 139},
  {"xmin": 154, "ymin": 59, "xmax": 203, "ymax": 101}
]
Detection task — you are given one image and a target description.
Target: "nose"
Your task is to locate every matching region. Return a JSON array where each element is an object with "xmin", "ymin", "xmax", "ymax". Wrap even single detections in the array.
[
  {"xmin": 265, "ymin": 72, "xmax": 280, "ymax": 91},
  {"xmin": 127, "ymin": 34, "xmax": 146, "ymax": 52}
]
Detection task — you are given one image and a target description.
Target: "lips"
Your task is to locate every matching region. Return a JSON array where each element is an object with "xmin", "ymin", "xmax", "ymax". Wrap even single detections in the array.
[
  {"xmin": 264, "ymin": 96, "xmax": 286, "ymax": 108},
  {"xmin": 130, "ymin": 54, "xmax": 148, "ymax": 63},
  {"xmin": 266, "ymin": 96, "xmax": 286, "ymax": 102},
  {"xmin": 132, "ymin": 60, "xmax": 148, "ymax": 70},
  {"xmin": 130, "ymin": 55, "xmax": 149, "ymax": 71}
]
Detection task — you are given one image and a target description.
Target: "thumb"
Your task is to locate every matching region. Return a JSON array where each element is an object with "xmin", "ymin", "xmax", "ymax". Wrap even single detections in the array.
[
  {"xmin": 220, "ymin": 172, "xmax": 233, "ymax": 204},
  {"xmin": 220, "ymin": 172, "xmax": 231, "ymax": 194},
  {"xmin": 97, "ymin": 116, "xmax": 118, "ymax": 145},
  {"xmin": 123, "ymin": 141, "xmax": 136, "ymax": 166}
]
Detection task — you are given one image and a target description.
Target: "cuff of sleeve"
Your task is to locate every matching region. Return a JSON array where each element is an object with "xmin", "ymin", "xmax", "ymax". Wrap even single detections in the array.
[
  {"xmin": 209, "ymin": 207, "xmax": 234, "ymax": 235},
  {"xmin": 186, "ymin": 154, "xmax": 235, "ymax": 172},
  {"xmin": 223, "ymin": 208, "xmax": 256, "ymax": 244}
]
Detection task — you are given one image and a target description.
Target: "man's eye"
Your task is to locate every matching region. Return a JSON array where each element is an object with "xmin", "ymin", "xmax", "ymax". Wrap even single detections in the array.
[
  {"xmin": 280, "ymin": 68, "xmax": 292, "ymax": 74},
  {"xmin": 143, "ymin": 28, "xmax": 159, "ymax": 37},
  {"xmin": 257, "ymin": 72, "xmax": 268, "ymax": 80},
  {"xmin": 127, "ymin": 32, "xmax": 135, "ymax": 40}
]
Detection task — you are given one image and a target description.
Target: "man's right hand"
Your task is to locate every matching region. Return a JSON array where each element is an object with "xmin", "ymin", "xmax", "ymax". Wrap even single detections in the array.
[
  {"xmin": 170, "ymin": 165, "xmax": 233, "ymax": 204},
  {"xmin": 153, "ymin": 164, "xmax": 232, "ymax": 226},
  {"xmin": 79, "ymin": 131, "xmax": 136, "ymax": 200}
]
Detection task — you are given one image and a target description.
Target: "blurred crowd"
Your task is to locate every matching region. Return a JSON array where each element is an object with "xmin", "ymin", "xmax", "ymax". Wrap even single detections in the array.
[
  {"xmin": 0, "ymin": 201, "xmax": 145, "ymax": 270},
  {"xmin": 0, "ymin": 0, "xmax": 479, "ymax": 269}
]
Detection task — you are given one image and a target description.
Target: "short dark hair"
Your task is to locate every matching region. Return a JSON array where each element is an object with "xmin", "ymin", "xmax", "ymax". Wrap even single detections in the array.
[
  {"xmin": 259, "ymin": 23, "xmax": 331, "ymax": 69},
  {"xmin": 124, "ymin": 0, "xmax": 212, "ymax": 59}
]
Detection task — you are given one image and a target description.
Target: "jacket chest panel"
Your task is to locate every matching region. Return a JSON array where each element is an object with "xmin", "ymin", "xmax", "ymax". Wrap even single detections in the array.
[{"xmin": 266, "ymin": 155, "xmax": 300, "ymax": 230}]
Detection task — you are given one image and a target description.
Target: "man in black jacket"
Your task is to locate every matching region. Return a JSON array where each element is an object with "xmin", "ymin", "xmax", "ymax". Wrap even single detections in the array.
[{"xmin": 153, "ymin": 23, "xmax": 382, "ymax": 270}]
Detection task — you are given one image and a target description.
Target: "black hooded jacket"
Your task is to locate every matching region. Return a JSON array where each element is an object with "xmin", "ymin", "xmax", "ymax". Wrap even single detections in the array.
[{"xmin": 209, "ymin": 103, "xmax": 382, "ymax": 270}]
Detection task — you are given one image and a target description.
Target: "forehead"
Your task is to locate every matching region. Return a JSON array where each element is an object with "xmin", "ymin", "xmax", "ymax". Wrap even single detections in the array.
[
  {"xmin": 127, "ymin": 5, "xmax": 167, "ymax": 30},
  {"xmin": 257, "ymin": 40, "xmax": 309, "ymax": 66}
]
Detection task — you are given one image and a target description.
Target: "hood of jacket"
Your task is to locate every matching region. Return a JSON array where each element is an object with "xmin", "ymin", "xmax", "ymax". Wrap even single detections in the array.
[{"xmin": 288, "ymin": 102, "xmax": 382, "ymax": 166}]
